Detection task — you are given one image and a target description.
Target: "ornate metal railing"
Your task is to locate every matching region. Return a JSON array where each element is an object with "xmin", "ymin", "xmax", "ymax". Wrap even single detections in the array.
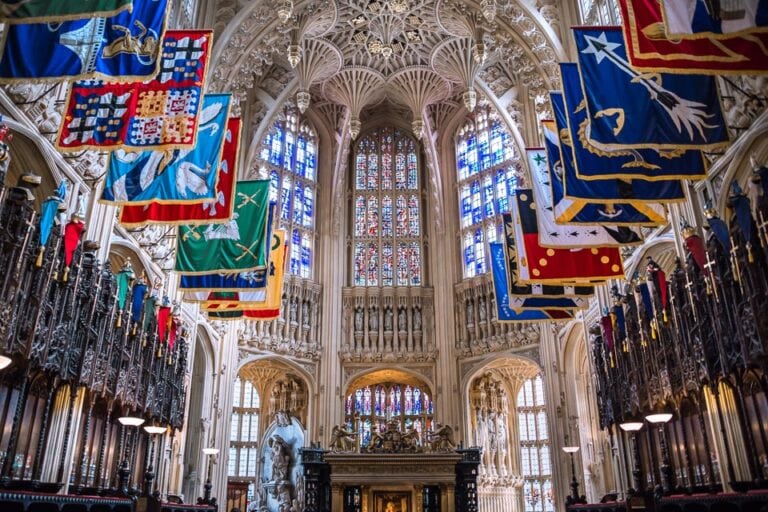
[
  {"xmin": 589, "ymin": 185, "xmax": 768, "ymax": 493},
  {"xmin": 0, "ymin": 170, "xmax": 187, "ymax": 492}
]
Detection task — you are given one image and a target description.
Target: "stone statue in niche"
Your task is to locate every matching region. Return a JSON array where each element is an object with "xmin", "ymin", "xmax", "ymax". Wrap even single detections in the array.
[
  {"xmin": 384, "ymin": 306, "xmax": 393, "ymax": 331},
  {"xmin": 478, "ymin": 296, "xmax": 487, "ymax": 322},
  {"xmin": 268, "ymin": 435, "xmax": 291, "ymax": 484},
  {"xmin": 466, "ymin": 299, "xmax": 475, "ymax": 325},
  {"xmin": 301, "ymin": 301, "xmax": 309, "ymax": 327},
  {"xmin": 289, "ymin": 298, "xmax": 298, "ymax": 322},
  {"xmin": 413, "ymin": 306, "xmax": 422, "ymax": 331},
  {"xmin": 354, "ymin": 307, "xmax": 363, "ymax": 331},
  {"xmin": 398, "ymin": 307, "xmax": 407, "ymax": 331},
  {"xmin": 369, "ymin": 306, "xmax": 378, "ymax": 331}
]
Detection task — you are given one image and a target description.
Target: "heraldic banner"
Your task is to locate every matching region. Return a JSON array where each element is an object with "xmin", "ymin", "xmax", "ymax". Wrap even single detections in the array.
[{"xmin": 0, "ymin": 0, "xmax": 132, "ymax": 23}]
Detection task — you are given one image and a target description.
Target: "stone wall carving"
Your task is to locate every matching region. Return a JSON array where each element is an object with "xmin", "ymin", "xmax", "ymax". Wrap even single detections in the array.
[
  {"xmin": 454, "ymin": 275, "xmax": 540, "ymax": 357},
  {"xmin": 340, "ymin": 286, "xmax": 436, "ymax": 363},
  {"xmin": 239, "ymin": 276, "xmax": 322, "ymax": 361}
]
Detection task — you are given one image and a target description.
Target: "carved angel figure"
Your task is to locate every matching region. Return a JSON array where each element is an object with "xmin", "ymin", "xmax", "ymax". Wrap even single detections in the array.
[
  {"xmin": 428, "ymin": 423, "xmax": 456, "ymax": 452},
  {"xmin": 329, "ymin": 424, "xmax": 357, "ymax": 452}
]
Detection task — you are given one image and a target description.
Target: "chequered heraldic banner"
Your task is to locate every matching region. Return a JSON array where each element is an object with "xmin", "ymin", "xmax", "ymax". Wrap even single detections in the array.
[
  {"xmin": 58, "ymin": 29, "xmax": 212, "ymax": 151},
  {"xmin": 103, "ymin": 94, "xmax": 231, "ymax": 206}
]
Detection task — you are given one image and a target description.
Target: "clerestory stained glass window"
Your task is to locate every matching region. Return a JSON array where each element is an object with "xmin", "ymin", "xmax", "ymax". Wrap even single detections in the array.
[
  {"xmin": 518, "ymin": 375, "xmax": 554, "ymax": 512},
  {"xmin": 456, "ymin": 105, "xmax": 520, "ymax": 278},
  {"xmin": 352, "ymin": 127, "xmax": 424, "ymax": 287},
  {"xmin": 258, "ymin": 108, "xmax": 317, "ymax": 278}
]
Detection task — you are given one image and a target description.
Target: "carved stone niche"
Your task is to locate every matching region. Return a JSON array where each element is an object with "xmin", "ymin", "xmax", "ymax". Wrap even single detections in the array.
[{"xmin": 341, "ymin": 286, "xmax": 436, "ymax": 363}]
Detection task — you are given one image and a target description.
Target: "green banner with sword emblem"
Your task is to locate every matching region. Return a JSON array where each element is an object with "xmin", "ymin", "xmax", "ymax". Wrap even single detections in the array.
[
  {"xmin": 175, "ymin": 180, "xmax": 271, "ymax": 274},
  {"xmin": 0, "ymin": 0, "xmax": 133, "ymax": 24}
]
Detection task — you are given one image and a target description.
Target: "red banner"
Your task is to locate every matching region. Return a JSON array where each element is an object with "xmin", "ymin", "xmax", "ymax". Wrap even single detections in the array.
[
  {"xmin": 118, "ymin": 118, "xmax": 241, "ymax": 226},
  {"xmin": 619, "ymin": 0, "xmax": 768, "ymax": 74}
]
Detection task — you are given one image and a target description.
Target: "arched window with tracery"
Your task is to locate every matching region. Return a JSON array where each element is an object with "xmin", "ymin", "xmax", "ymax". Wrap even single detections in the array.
[
  {"xmin": 577, "ymin": 0, "xmax": 622, "ymax": 25},
  {"xmin": 228, "ymin": 378, "xmax": 260, "ymax": 478},
  {"xmin": 345, "ymin": 381, "xmax": 434, "ymax": 448},
  {"xmin": 258, "ymin": 108, "xmax": 318, "ymax": 278},
  {"xmin": 455, "ymin": 105, "xmax": 519, "ymax": 278},
  {"xmin": 518, "ymin": 375, "xmax": 554, "ymax": 512},
  {"xmin": 351, "ymin": 127, "xmax": 424, "ymax": 287}
]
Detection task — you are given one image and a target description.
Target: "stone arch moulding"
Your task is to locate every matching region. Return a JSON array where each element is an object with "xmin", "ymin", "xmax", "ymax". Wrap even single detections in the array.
[
  {"xmin": 108, "ymin": 238, "xmax": 164, "ymax": 285},
  {"xmin": 342, "ymin": 366, "xmax": 436, "ymax": 399},
  {"xmin": 460, "ymin": 352, "xmax": 543, "ymax": 400},
  {"xmin": 623, "ymin": 236, "xmax": 677, "ymax": 278},
  {"xmin": 237, "ymin": 354, "xmax": 317, "ymax": 398}
]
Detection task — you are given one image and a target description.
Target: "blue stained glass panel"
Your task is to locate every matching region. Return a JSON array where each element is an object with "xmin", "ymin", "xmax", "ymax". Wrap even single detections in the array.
[
  {"xmin": 284, "ymin": 131, "xmax": 295, "ymax": 170},
  {"xmin": 483, "ymin": 175, "xmax": 494, "ymax": 218},
  {"xmin": 367, "ymin": 196, "xmax": 379, "ymax": 237},
  {"xmin": 396, "ymin": 242, "xmax": 408, "ymax": 286},
  {"xmin": 270, "ymin": 129, "xmax": 283, "ymax": 166},
  {"xmin": 303, "ymin": 188, "xmax": 314, "ymax": 228},
  {"xmin": 296, "ymin": 136, "xmax": 306, "ymax": 177},
  {"xmin": 354, "ymin": 242, "xmax": 365, "ymax": 286},
  {"xmin": 413, "ymin": 388, "xmax": 421, "ymax": 414},
  {"xmin": 409, "ymin": 242, "xmax": 421, "ymax": 285},
  {"xmin": 408, "ymin": 195, "xmax": 420, "ymax": 237},
  {"xmin": 396, "ymin": 195, "xmax": 407, "ymax": 238},
  {"xmin": 293, "ymin": 180, "xmax": 304, "ymax": 225},
  {"xmin": 281, "ymin": 176, "xmax": 292, "ymax": 221},
  {"xmin": 306, "ymin": 142, "xmax": 316, "ymax": 180},
  {"xmin": 407, "ymin": 152, "xmax": 418, "ymax": 189},
  {"xmin": 367, "ymin": 242, "xmax": 378, "ymax": 286},
  {"xmin": 382, "ymin": 152, "xmax": 392, "ymax": 189},
  {"xmin": 471, "ymin": 181, "xmax": 482, "ymax": 224},
  {"xmin": 367, "ymin": 153, "xmax": 378, "ymax": 189},
  {"xmin": 395, "ymin": 152, "xmax": 406, "ymax": 189},
  {"xmin": 382, "ymin": 243, "xmax": 393, "ymax": 286},
  {"xmin": 301, "ymin": 234, "xmax": 311, "ymax": 278},
  {"xmin": 290, "ymin": 229, "xmax": 301, "ymax": 275},
  {"xmin": 356, "ymin": 153, "xmax": 366, "ymax": 190},
  {"xmin": 269, "ymin": 170, "xmax": 279, "ymax": 203},
  {"xmin": 474, "ymin": 228, "xmax": 485, "ymax": 275}
]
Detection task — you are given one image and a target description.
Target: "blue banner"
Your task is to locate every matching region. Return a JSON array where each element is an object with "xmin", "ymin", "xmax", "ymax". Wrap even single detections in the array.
[
  {"xmin": 551, "ymin": 91, "xmax": 686, "ymax": 206},
  {"xmin": 490, "ymin": 241, "xmax": 574, "ymax": 322},
  {"xmin": 180, "ymin": 269, "xmax": 268, "ymax": 292},
  {"xmin": 541, "ymin": 121, "xmax": 666, "ymax": 226},
  {"xmin": 560, "ymin": 63, "xmax": 706, "ymax": 181},
  {"xmin": 0, "ymin": 0, "xmax": 168, "ymax": 82},
  {"xmin": 573, "ymin": 27, "xmax": 728, "ymax": 150},
  {"xmin": 102, "ymin": 93, "xmax": 231, "ymax": 204}
]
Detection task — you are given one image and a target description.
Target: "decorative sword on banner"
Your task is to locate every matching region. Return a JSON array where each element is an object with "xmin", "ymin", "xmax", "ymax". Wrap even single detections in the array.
[{"xmin": 581, "ymin": 32, "xmax": 719, "ymax": 142}]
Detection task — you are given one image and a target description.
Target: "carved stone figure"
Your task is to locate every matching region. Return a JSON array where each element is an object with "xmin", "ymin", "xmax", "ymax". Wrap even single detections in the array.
[
  {"xmin": 478, "ymin": 296, "xmax": 487, "ymax": 322},
  {"xmin": 428, "ymin": 423, "xmax": 456, "ymax": 452},
  {"xmin": 398, "ymin": 307, "xmax": 407, "ymax": 331},
  {"xmin": 413, "ymin": 307, "xmax": 422, "ymax": 331},
  {"xmin": 354, "ymin": 307, "xmax": 363, "ymax": 331},
  {"xmin": 384, "ymin": 306, "xmax": 393, "ymax": 331},
  {"xmin": 268, "ymin": 435, "xmax": 290, "ymax": 484},
  {"xmin": 329, "ymin": 424, "xmax": 357, "ymax": 452},
  {"xmin": 369, "ymin": 306, "xmax": 378, "ymax": 331}
]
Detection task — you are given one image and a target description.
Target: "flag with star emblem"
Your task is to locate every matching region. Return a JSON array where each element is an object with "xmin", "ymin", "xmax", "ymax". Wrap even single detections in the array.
[
  {"xmin": 118, "ymin": 116, "xmax": 240, "ymax": 224},
  {"xmin": 0, "ymin": 0, "xmax": 167, "ymax": 82},
  {"xmin": 490, "ymin": 240, "xmax": 576, "ymax": 321},
  {"xmin": 0, "ymin": 0, "xmax": 132, "ymax": 23},
  {"xmin": 58, "ymin": 29, "xmax": 211, "ymax": 151},
  {"xmin": 542, "ymin": 119, "xmax": 668, "ymax": 226},
  {"xmin": 512, "ymin": 190, "xmax": 625, "ymax": 284},
  {"xmin": 102, "ymin": 94, "xmax": 230, "ymax": 205},
  {"xmin": 490, "ymin": 242, "xmax": 590, "ymax": 310},
  {"xmin": 175, "ymin": 180, "xmax": 271, "ymax": 274},
  {"xmin": 559, "ymin": 63, "xmax": 707, "ymax": 181},
  {"xmin": 551, "ymin": 90, "xmax": 686, "ymax": 216},
  {"xmin": 573, "ymin": 27, "xmax": 728, "ymax": 151},
  {"xmin": 619, "ymin": 0, "xmax": 768, "ymax": 75},
  {"xmin": 526, "ymin": 148, "xmax": 643, "ymax": 247}
]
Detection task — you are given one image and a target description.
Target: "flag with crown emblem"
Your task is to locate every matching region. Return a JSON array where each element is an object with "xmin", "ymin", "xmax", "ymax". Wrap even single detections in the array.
[
  {"xmin": 175, "ymin": 180, "xmax": 271, "ymax": 274},
  {"xmin": 118, "ymin": 116, "xmax": 240, "ymax": 224},
  {"xmin": 572, "ymin": 27, "xmax": 728, "ymax": 151},
  {"xmin": 526, "ymin": 147, "xmax": 644, "ymax": 246},
  {"xmin": 541, "ymin": 119, "xmax": 668, "ymax": 226},
  {"xmin": 0, "ymin": 0, "xmax": 167, "ymax": 82},
  {"xmin": 58, "ymin": 29, "xmax": 211, "ymax": 151},
  {"xmin": 618, "ymin": 0, "xmax": 768, "ymax": 75},
  {"xmin": 490, "ymin": 239, "xmax": 576, "ymax": 321},
  {"xmin": 512, "ymin": 190, "xmax": 625, "ymax": 284},
  {"xmin": 0, "ymin": 0, "xmax": 132, "ymax": 23}
]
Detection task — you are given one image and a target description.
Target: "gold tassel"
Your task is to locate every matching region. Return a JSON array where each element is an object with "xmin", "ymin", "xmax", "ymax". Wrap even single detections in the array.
[
  {"xmin": 748, "ymin": 242, "xmax": 754, "ymax": 263},
  {"xmin": 132, "ymin": 323, "xmax": 137, "ymax": 336},
  {"xmin": 63, "ymin": 266, "xmax": 70, "ymax": 282},
  {"xmin": 651, "ymin": 322, "xmax": 657, "ymax": 340},
  {"xmin": 623, "ymin": 341, "xmax": 629, "ymax": 353},
  {"xmin": 157, "ymin": 345, "xmax": 162, "ymax": 358},
  {"xmin": 35, "ymin": 247, "xmax": 44, "ymax": 267},
  {"xmin": 116, "ymin": 313, "xmax": 122, "ymax": 328},
  {"xmin": 610, "ymin": 352, "xmax": 615, "ymax": 368},
  {"xmin": 663, "ymin": 310, "xmax": 668, "ymax": 323}
]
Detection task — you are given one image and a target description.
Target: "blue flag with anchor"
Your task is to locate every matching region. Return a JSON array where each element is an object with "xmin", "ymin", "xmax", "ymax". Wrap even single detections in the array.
[
  {"xmin": 102, "ymin": 94, "xmax": 231, "ymax": 204},
  {"xmin": 560, "ymin": 63, "xmax": 707, "ymax": 181},
  {"xmin": 551, "ymin": 90, "xmax": 686, "ymax": 207},
  {"xmin": 0, "ymin": 0, "xmax": 168, "ymax": 82},
  {"xmin": 573, "ymin": 27, "xmax": 729, "ymax": 151}
]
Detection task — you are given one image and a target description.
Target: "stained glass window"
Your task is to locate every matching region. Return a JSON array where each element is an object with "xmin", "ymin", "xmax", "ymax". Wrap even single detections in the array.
[
  {"xmin": 259, "ymin": 107, "xmax": 317, "ymax": 278},
  {"xmin": 352, "ymin": 127, "xmax": 424, "ymax": 286},
  {"xmin": 345, "ymin": 382, "xmax": 435, "ymax": 449},
  {"xmin": 578, "ymin": 0, "xmax": 621, "ymax": 24},
  {"xmin": 228, "ymin": 378, "xmax": 260, "ymax": 478},
  {"xmin": 518, "ymin": 375, "xmax": 554, "ymax": 512},
  {"xmin": 456, "ymin": 104, "xmax": 520, "ymax": 277}
]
